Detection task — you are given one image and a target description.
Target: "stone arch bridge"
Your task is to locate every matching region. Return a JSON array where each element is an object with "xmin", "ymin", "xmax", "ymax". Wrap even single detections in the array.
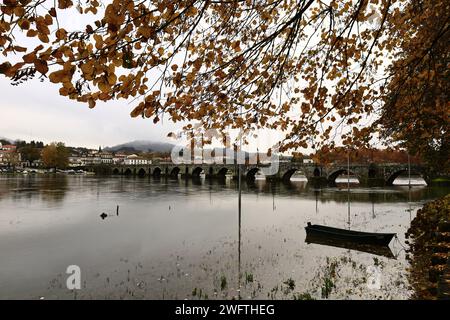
[{"xmin": 86, "ymin": 162, "xmax": 431, "ymax": 187}]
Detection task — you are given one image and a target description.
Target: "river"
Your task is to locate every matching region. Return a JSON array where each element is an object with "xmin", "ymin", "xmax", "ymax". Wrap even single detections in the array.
[{"xmin": 0, "ymin": 174, "xmax": 448, "ymax": 300}]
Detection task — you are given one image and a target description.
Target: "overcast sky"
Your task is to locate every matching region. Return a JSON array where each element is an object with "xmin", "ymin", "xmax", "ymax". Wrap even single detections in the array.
[
  {"xmin": 0, "ymin": 77, "xmax": 286, "ymax": 152},
  {"xmin": 0, "ymin": 76, "xmax": 185, "ymax": 149}
]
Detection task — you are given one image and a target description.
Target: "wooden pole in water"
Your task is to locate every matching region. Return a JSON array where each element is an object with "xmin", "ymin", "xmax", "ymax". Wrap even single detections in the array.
[
  {"xmin": 408, "ymin": 152, "xmax": 413, "ymax": 222},
  {"xmin": 238, "ymin": 131, "xmax": 243, "ymax": 217},
  {"xmin": 238, "ymin": 121, "xmax": 243, "ymax": 297},
  {"xmin": 372, "ymin": 199, "xmax": 375, "ymax": 219},
  {"xmin": 347, "ymin": 150, "xmax": 351, "ymax": 229},
  {"xmin": 315, "ymin": 191, "xmax": 319, "ymax": 214},
  {"xmin": 116, "ymin": 205, "xmax": 119, "ymax": 216},
  {"xmin": 408, "ymin": 153, "xmax": 412, "ymax": 189},
  {"xmin": 273, "ymin": 191, "xmax": 276, "ymax": 211},
  {"xmin": 238, "ymin": 169, "xmax": 242, "ymax": 298}
]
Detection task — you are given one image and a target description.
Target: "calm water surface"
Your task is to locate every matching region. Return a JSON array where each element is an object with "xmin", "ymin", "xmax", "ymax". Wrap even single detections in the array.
[{"xmin": 0, "ymin": 175, "xmax": 448, "ymax": 300}]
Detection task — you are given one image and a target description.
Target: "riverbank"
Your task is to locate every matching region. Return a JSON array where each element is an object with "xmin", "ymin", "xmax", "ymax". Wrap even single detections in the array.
[
  {"xmin": 0, "ymin": 169, "xmax": 93, "ymax": 176},
  {"xmin": 407, "ymin": 194, "xmax": 450, "ymax": 299}
]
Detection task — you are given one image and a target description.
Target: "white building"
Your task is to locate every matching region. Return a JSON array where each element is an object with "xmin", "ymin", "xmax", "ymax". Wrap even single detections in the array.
[
  {"xmin": 124, "ymin": 154, "xmax": 151, "ymax": 165},
  {"xmin": 99, "ymin": 152, "xmax": 114, "ymax": 165},
  {"xmin": 68, "ymin": 156, "xmax": 84, "ymax": 167},
  {"xmin": 70, "ymin": 155, "xmax": 101, "ymax": 166},
  {"xmin": 112, "ymin": 153, "xmax": 127, "ymax": 165}
]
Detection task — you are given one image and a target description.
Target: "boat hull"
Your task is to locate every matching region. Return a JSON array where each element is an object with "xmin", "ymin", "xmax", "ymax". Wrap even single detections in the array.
[
  {"xmin": 305, "ymin": 224, "xmax": 396, "ymax": 246},
  {"xmin": 305, "ymin": 235, "xmax": 396, "ymax": 258}
]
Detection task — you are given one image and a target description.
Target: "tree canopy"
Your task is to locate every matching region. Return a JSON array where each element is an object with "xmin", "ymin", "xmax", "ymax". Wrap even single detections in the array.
[
  {"xmin": 41, "ymin": 142, "xmax": 69, "ymax": 169},
  {"xmin": 18, "ymin": 144, "xmax": 41, "ymax": 162},
  {"xmin": 309, "ymin": 146, "xmax": 422, "ymax": 166},
  {"xmin": 0, "ymin": 0, "xmax": 448, "ymax": 165},
  {"xmin": 375, "ymin": 0, "xmax": 449, "ymax": 173}
]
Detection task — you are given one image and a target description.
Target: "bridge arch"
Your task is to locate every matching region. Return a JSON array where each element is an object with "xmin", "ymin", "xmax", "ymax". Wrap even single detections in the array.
[
  {"xmin": 192, "ymin": 167, "xmax": 204, "ymax": 177},
  {"xmin": 246, "ymin": 167, "xmax": 260, "ymax": 180},
  {"xmin": 386, "ymin": 169, "xmax": 427, "ymax": 186},
  {"xmin": 112, "ymin": 168, "xmax": 120, "ymax": 175},
  {"xmin": 217, "ymin": 167, "xmax": 228, "ymax": 178},
  {"xmin": 282, "ymin": 168, "xmax": 301, "ymax": 181},
  {"xmin": 328, "ymin": 169, "xmax": 359, "ymax": 185},
  {"xmin": 368, "ymin": 168, "xmax": 377, "ymax": 178},
  {"xmin": 313, "ymin": 168, "xmax": 321, "ymax": 177},
  {"xmin": 152, "ymin": 167, "xmax": 162, "ymax": 177},
  {"xmin": 137, "ymin": 168, "xmax": 146, "ymax": 177},
  {"xmin": 124, "ymin": 168, "xmax": 132, "ymax": 176},
  {"xmin": 170, "ymin": 167, "xmax": 181, "ymax": 178}
]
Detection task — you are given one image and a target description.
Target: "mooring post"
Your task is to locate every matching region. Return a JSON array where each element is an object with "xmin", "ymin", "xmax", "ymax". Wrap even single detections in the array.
[{"xmin": 116, "ymin": 205, "xmax": 119, "ymax": 216}]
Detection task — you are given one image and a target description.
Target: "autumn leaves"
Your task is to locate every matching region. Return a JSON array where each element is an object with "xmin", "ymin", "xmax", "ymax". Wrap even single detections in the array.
[{"xmin": 0, "ymin": 0, "xmax": 448, "ymax": 164}]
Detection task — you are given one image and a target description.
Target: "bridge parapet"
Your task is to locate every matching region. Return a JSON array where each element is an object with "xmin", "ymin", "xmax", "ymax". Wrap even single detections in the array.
[{"xmin": 90, "ymin": 162, "xmax": 430, "ymax": 186}]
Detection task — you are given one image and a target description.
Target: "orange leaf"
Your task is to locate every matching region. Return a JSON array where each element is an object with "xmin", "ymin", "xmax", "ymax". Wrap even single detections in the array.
[{"xmin": 34, "ymin": 60, "xmax": 49, "ymax": 74}]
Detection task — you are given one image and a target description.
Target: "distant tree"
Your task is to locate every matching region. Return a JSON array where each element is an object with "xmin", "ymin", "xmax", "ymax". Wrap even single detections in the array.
[
  {"xmin": 41, "ymin": 144, "xmax": 58, "ymax": 169},
  {"xmin": 33, "ymin": 141, "xmax": 45, "ymax": 148},
  {"xmin": 27, "ymin": 140, "xmax": 45, "ymax": 148},
  {"xmin": 13, "ymin": 140, "xmax": 45, "ymax": 163},
  {"xmin": 12, "ymin": 140, "xmax": 45, "ymax": 149},
  {"xmin": 0, "ymin": 139, "xmax": 11, "ymax": 146},
  {"xmin": 41, "ymin": 142, "xmax": 69, "ymax": 169},
  {"xmin": 14, "ymin": 140, "xmax": 27, "ymax": 148},
  {"xmin": 19, "ymin": 145, "xmax": 41, "ymax": 163}
]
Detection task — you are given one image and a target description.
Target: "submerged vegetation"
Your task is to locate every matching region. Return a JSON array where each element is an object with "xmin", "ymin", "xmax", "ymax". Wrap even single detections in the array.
[
  {"xmin": 283, "ymin": 278, "xmax": 296, "ymax": 292},
  {"xmin": 219, "ymin": 275, "xmax": 227, "ymax": 291}
]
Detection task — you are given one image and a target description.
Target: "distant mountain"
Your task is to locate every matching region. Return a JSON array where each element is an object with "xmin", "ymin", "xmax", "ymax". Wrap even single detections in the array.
[
  {"xmin": 104, "ymin": 140, "xmax": 175, "ymax": 153},
  {"xmin": 104, "ymin": 141, "xmax": 257, "ymax": 159}
]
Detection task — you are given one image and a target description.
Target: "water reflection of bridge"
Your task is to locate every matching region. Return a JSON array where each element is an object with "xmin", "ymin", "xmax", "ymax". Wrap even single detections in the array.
[
  {"xmin": 196, "ymin": 179, "xmax": 444, "ymax": 203},
  {"xmin": 86, "ymin": 162, "xmax": 432, "ymax": 187}
]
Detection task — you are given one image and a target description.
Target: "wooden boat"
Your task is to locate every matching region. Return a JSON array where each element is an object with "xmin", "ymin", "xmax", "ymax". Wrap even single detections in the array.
[
  {"xmin": 305, "ymin": 234, "xmax": 396, "ymax": 259},
  {"xmin": 305, "ymin": 222, "xmax": 396, "ymax": 246}
]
